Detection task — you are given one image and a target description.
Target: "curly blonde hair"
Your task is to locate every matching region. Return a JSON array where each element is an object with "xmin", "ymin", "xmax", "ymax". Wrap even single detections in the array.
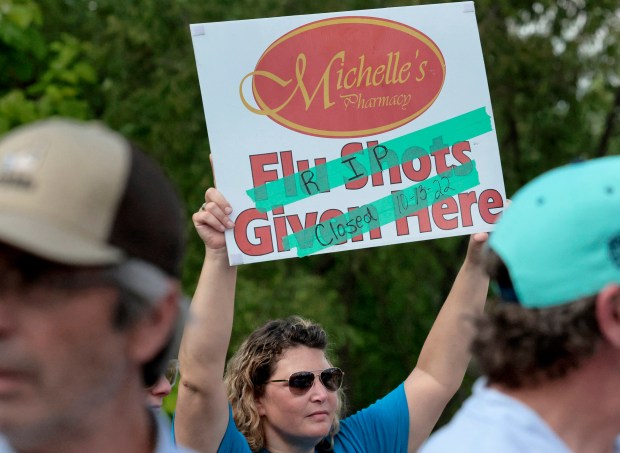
[{"xmin": 224, "ymin": 316, "xmax": 345, "ymax": 452}]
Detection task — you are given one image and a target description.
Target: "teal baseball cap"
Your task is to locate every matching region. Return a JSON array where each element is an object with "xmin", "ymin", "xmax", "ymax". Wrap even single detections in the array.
[{"xmin": 488, "ymin": 156, "xmax": 620, "ymax": 308}]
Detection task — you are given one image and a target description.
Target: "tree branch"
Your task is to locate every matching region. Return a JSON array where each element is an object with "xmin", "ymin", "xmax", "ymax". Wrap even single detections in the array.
[{"xmin": 596, "ymin": 84, "xmax": 620, "ymax": 157}]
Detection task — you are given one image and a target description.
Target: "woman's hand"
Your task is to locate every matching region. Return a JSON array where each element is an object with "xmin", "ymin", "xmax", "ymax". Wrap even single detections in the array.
[{"xmin": 192, "ymin": 187, "xmax": 234, "ymax": 252}]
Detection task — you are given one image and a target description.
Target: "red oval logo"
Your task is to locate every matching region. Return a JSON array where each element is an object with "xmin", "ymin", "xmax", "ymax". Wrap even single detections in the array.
[{"xmin": 240, "ymin": 17, "xmax": 446, "ymax": 138}]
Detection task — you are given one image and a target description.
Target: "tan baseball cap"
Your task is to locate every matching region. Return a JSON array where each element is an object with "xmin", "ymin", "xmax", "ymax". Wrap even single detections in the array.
[{"xmin": 0, "ymin": 118, "xmax": 185, "ymax": 277}]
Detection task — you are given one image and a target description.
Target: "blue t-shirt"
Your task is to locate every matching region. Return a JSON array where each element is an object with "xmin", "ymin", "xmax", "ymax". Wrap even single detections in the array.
[
  {"xmin": 420, "ymin": 378, "xmax": 620, "ymax": 453},
  {"xmin": 218, "ymin": 383, "xmax": 409, "ymax": 453}
]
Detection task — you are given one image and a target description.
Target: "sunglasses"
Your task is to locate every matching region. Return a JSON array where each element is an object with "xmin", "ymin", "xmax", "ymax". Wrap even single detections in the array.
[
  {"xmin": 268, "ymin": 367, "xmax": 344, "ymax": 394},
  {"xmin": 164, "ymin": 359, "xmax": 180, "ymax": 387}
]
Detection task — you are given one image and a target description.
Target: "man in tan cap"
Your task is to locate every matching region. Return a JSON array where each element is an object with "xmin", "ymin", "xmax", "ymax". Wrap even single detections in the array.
[{"xmin": 0, "ymin": 118, "xmax": 195, "ymax": 453}]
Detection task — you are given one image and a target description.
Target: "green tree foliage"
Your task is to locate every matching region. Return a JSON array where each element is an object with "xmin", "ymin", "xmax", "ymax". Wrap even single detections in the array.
[
  {"xmin": 7, "ymin": 0, "xmax": 619, "ymax": 424},
  {"xmin": 0, "ymin": 0, "xmax": 96, "ymax": 132},
  {"xmin": 475, "ymin": 0, "xmax": 620, "ymax": 194}
]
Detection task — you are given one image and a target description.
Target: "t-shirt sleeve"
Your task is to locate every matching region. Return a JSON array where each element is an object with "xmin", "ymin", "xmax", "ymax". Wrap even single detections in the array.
[
  {"xmin": 171, "ymin": 407, "xmax": 252, "ymax": 453},
  {"xmin": 217, "ymin": 405, "xmax": 253, "ymax": 453},
  {"xmin": 333, "ymin": 383, "xmax": 409, "ymax": 453}
]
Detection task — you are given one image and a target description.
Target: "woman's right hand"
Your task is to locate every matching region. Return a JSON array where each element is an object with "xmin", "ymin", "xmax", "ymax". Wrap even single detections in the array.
[{"xmin": 192, "ymin": 187, "xmax": 235, "ymax": 252}]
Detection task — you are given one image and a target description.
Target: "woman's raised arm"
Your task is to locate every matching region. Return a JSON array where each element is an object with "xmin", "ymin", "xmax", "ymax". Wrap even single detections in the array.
[
  {"xmin": 175, "ymin": 188, "xmax": 237, "ymax": 453},
  {"xmin": 403, "ymin": 233, "xmax": 490, "ymax": 452}
]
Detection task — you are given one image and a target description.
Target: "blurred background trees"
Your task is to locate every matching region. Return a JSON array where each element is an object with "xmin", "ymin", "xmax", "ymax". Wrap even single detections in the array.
[{"xmin": 3, "ymin": 0, "xmax": 618, "ymax": 423}]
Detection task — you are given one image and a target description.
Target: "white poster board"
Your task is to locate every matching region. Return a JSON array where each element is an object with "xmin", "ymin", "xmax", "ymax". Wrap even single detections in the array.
[{"xmin": 191, "ymin": 1, "xmax": 506, "ymax": 265}]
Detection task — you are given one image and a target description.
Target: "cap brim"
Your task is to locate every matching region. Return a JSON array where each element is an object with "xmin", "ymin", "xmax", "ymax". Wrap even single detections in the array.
[{"xmin": 0, "ymin": 213, "xmax": 123, "ymax": 266}]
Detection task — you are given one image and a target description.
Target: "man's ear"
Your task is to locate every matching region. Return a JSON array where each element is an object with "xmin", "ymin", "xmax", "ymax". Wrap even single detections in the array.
[
  {"xmin": 595, "ymin": 284, "xmax": 620, "ymax": 347},
  {"xmin": 127, "ymin": 281, "xmax": 181, "ymax": 363}
]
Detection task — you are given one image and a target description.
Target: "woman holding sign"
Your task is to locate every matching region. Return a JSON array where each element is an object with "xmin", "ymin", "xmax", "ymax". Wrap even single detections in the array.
[{"xmin": 174, "ymin": 187, "xmax": 489, "ymax": 453}]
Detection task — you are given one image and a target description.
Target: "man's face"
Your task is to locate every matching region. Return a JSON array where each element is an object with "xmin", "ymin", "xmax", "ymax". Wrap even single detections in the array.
[{"xmin": 0, "ymin": 248, "xmax": 131, "ymax": 449}]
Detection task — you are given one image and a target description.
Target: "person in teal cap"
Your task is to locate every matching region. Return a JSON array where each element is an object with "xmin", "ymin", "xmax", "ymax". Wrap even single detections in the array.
[{"xmin": 420, "ymin": 156, "xmax": 620, "ymax": 453}]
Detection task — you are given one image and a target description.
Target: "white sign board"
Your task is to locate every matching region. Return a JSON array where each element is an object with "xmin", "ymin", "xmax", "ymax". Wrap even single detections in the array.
[{"xmin": 191, "ymin": 1, "xmax": 506, "ymax": 265}]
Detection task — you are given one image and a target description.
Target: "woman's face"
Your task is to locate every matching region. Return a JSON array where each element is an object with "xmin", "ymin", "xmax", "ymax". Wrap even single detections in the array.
[
  {"xmin": 256, "ymin": 346, "xmax": 339, "ymax": 450},
  {"xmin": 145, "ymin": 375, "xmax": 172, "ymax": 412}
]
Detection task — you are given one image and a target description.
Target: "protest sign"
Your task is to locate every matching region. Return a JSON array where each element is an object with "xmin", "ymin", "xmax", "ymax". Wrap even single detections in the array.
[{"xmin": 190, "ymin": 1, "xmax": 506, "ymax": 265}]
